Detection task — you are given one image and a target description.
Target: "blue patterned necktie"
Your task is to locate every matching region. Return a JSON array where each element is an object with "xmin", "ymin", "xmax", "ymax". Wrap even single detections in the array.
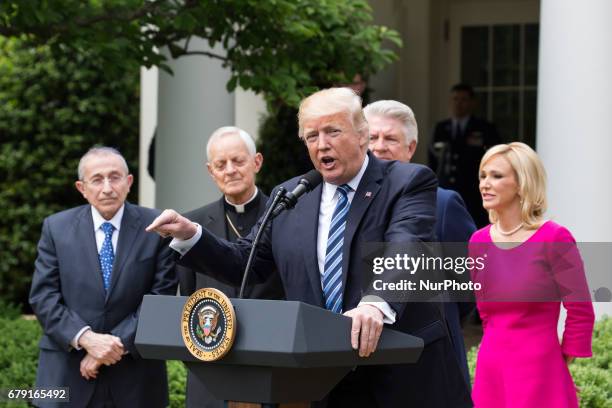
[
  {"xmin": 322, "ymin": 184, "xmax": 352, "ymax": 313},
  {"xmin": 99, "ymin": 222, "xmax": 115, "ymax": 292}
]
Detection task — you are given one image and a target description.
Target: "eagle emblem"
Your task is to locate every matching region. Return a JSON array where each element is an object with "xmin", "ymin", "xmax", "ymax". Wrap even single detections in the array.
[{"xmin": 196, "ymin": 305, "xmax": 221, "ymax": 344}]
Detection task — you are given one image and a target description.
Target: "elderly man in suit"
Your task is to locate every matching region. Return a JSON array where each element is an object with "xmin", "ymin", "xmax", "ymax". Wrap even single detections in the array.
[
  {"xmin": 178, "ymin": 126, "xmax": 284, "ymax": 408},
  {"xmin": 364, "ymin": 99, "xmax": 477, "ymax": 388},
  {"xmin": 148, "ymin": 88, "xmax": 471, "ymax": 407},
  {"xmin": 29, "ymin": 147, "xmax": 176, "ymax": 408}
]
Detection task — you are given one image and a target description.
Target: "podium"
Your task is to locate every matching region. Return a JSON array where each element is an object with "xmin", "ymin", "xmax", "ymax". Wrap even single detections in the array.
[{"xmin": 135, "ymin": 295, "xmax": 424, "ymax": 404}]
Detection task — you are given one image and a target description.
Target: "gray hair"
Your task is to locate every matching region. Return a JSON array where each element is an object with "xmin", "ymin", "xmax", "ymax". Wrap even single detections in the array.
[
  {"xmin": 298, "ymin": 87, "xmax": 368, "ymax": 139},
  {"xmin": 363, "ymin": 100, "xmax": 418, "ymax": 144},
  {"xmin": 77, "ymin": 146, "xmax": 129, "ymax": 180},
  {"xmin": 206, "ymin": 126, "xmax": 257, "ymax": 161}
]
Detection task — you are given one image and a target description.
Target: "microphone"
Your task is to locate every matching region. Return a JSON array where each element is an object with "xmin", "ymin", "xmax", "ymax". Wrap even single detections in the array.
[
  {"xmin": 271, "ymin": 169, "xmax": 323, "ymax": 218},
  {"xmin": 239, "ymin": 170, "xmax": 321, "ymax": 298}
]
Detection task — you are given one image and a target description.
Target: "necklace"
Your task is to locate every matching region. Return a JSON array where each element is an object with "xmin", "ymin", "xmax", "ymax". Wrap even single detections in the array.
[
  {"xmin": 225, "ymin": 213, "xmax": 243, "ymax": 239},
  {"xmin": 495, "ymin": 222, "xmax": 524, "ymax": 236}
]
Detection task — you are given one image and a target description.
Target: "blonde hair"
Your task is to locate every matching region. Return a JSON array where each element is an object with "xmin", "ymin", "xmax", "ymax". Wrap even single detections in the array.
[
  {"xmin": 480, "ymin": 142, "xmax": 547, "ymax": 228},
  {"xmin": 297, "ymin": 87, "xmax": 368, "ymax": 139}
]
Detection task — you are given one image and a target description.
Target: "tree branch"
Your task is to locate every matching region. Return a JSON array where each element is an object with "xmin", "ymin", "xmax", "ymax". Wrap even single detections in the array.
[{"xmin": 179, "ymin": 50, "xmax": 228, "ymax": 62}]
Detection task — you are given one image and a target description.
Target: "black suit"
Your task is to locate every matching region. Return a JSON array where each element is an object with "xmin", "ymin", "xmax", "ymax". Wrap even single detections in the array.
[
  {"xmin": 429, "ymin": 116, "xmax": 501, "ymax": 227},
  {"xmin": 435, "ymin": 188, "xmax": 477, "ymax": 387},
  {"xmin": 177, "ymin": 191, "xmax": 284, "ymax": 408},
  {"xmin": 29, "ymin": 203, "xmax": 177, "ymax": 408},
  {"xmin": 180, "ymin": 153, "xmax": 471, "ymax": 407}
]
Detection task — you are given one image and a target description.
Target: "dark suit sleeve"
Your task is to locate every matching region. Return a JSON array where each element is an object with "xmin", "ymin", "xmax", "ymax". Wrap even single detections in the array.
[
  {"xmin": 440, "ymin": 191, "xmax": 477, "ymax": 319},
  {"xmin": 29, "ymin": 218, "xmax": 88, "ymax": 351},
  {"xmin": 177, "ymin": 264, "xmax": 196, "ymax": 296},
  {"xmin": 440, "ymin": 191, "xmax": 477, "ymax": 243},
  {"xmin": 380, "ymin": 165, "xmax": 438, "ymax": 317},
  {"xmin": 109, "ymin": 238, "xmax": 177, "ymax": 355},
  {"xmin": 179, "ymin": 196, "xmax": 277, "ymax": 288}
]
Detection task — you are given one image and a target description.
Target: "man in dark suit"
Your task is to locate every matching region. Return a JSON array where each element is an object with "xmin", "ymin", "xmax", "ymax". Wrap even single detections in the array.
[
  {"xmin": 148, "ymin": 88, "xmax": 471, "ymax": 407},
  {"xmin": 429, "ymin": 83, "xmax": 501, "ymax": 227},
  {"xmin": 178, "ymin": 126, "xmax": 284, "ymax": 408},
  {"xmin": 365, "ymin": 99, "xmax": 477, "ymax": 387},
  {"xmin": 29, "ymin": 147, "xmax": 176, "ymax": 408}
]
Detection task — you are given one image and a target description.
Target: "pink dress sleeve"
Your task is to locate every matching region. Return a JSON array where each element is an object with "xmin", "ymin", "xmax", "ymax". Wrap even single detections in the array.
[{"xmin": 547, "ymin": 224, "xmax": 595, "ymax": 357}]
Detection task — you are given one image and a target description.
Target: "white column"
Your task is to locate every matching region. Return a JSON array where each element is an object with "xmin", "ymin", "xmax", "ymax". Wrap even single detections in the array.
[
  {"xmin": 156, "ymin": 39, "xmax": 235, "ymax": 213},
  {"xmin": 235, "ymin": 87, "xmax": 267, "ymax": 143},
  {"xmin": 537, "ymin": 0, "xmax": 612, "ymax": 318},
  {"xmin": 138, "ymin": 66, "xmax": 158, "ymax": 208}
]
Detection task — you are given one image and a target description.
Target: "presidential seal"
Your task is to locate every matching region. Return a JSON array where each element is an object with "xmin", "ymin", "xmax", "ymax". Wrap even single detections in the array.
[{"xmin": 181, "ymin": 287, "xmax": 236, "ymax": 361}]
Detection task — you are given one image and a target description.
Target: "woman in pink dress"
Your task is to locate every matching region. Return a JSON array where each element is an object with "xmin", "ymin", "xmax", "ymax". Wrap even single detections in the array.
[{"xmin": 469, "ymin": 142, "xmax": 595, "ymax": 407}]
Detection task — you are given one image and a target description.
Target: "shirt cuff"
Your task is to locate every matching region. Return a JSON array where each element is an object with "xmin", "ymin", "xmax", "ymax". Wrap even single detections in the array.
[
  {"xmin": 358, "ymin": 296, "xmax": 396, "ymax": 324},
  {"xmin": 72, "ymin": 326, "xmax": 91, "ymax": 350},
  {"xmin": 169, "ymin": 223, "xmax": 202, "ymax": 256}
]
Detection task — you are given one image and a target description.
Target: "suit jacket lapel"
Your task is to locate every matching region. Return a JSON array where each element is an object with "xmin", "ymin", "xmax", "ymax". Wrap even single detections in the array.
[
  {"xmin": 76, "ymin": 206, "xmax": 107, "ymax": 300},
  {"xmin": 108, "ymin": 203, "xmax": 141, "ymax": 298},
  {"xmin": 298, "ymin": 183, "xmax": 325, "ymax": 307},
  {"xmin": 206, "ymin": 199, "xmax": 228, "ymax": 239},
  {"xmin": 342, "ymin": 154, "xmax": 383, "ymax": 290}
]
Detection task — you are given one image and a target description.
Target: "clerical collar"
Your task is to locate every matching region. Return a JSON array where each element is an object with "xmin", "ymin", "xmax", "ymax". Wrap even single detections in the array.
[{"xmin": 224, "ymin": 188, "xmax": 259, "ymax": 214}]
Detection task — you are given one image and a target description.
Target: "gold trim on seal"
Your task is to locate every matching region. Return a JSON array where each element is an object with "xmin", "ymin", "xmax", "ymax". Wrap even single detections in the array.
[{"xmin": 181, "ymin": 287, "xmax": 237, "ymax": 361}]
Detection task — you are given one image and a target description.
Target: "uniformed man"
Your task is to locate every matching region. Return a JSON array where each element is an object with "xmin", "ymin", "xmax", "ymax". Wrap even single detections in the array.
[{"xmin": 429, "ymin": 83, "xmax": 501, "ymax": 227}]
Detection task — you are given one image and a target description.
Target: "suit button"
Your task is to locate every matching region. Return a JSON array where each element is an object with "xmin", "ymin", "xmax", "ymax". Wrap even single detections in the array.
[{"xmin": 449, "ymin": 177, "xmax": 456, "ymax": 183}]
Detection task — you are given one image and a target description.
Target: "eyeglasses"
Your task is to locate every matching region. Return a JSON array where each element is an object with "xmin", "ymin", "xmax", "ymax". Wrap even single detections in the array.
[{"xmin": 83, "ymin": 175, "xmax": 126, "ymax": 187}]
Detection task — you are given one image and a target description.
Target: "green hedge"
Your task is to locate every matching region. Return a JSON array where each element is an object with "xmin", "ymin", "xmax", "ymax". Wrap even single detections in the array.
[
  {"xmin": 0, "ymin": 308, "xmax": 609, "ymax": 407},
  {"xmin": 467, "ymin": 316, "xmax": 612, "ymax": 407},
  {"xmin": 0, "ymin": 36, "xmax": 140, "ymax": 308},
  {"xmin": 0, "ymin": 302, "xmax": 186, "ymax": 407}
]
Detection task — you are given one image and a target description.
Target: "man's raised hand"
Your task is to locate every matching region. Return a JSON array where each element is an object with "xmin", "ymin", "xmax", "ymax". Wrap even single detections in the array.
[{"xmin": 146, "ymin": 209, "xmax": 197, "ymax": 240}]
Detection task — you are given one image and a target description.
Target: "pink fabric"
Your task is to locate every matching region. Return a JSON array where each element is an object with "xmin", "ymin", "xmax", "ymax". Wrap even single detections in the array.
[{"xmin": 469, "ymin": 221, "xmax": 595, "ymax": 408}]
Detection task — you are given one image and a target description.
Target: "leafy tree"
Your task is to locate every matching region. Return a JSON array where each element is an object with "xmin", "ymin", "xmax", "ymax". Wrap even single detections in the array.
[
  {"xmin": 0, "ymin": 36, "xmax": 140, "ymax": 307},
  {"xmin": 0, "ymin": 0, "xmax": 400, "ymax": 106}
]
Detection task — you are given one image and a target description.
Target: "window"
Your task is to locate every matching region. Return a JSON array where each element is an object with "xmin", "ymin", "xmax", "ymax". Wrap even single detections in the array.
[{"xmin": 461, "ymin": 23, "xmax": 539, "ymax": 147}]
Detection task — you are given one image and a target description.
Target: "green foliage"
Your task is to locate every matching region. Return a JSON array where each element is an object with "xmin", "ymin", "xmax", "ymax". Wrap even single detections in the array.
[
  {"xmin": 569, "ymin": 317, "xmax": 612, "ymax": 407},
  {"xmin": 0, "ymin": 0, "xmax": 400, "ymax": 108},
  {"xmin": 0, "ymin": 299, "xmax": 21, "ymax": 320},
  {"xmin": 0, "ymin": 315, "xmax": 188, "ymax": 407},
  {"xmin": 0, "ymin": 316, "xmax": 41, "ymax": 407},
  {"xmin": 0, "ymin": 36, "xmax": 140, "ymax": 307},
  {"xmin": 0, "ymin": 316, "xmax": 609, "ymax": 407},
  {"xmin": 167, "ymin": 360, "xmax": 187, "ymax": 408},
  {"xmin": 256, "ymin": 106, "xmax": 313, "ymax": 193},
  {"xmin": 468, "ymin": 316, "xmax": 612, "ymax": 407}
]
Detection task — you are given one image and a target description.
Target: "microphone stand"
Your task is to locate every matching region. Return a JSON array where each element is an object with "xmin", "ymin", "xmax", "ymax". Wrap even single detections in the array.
[{"xmin": 238, "ymin": 186, "xmax": 287, "ymax": 299}]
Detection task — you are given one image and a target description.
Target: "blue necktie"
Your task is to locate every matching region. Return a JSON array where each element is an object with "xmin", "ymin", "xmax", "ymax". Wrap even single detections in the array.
[
  {"xmin": 322, "ymin": 184, "xmax": 352, "ymax": 313},
  {"xmin": 99, "ymin": 222, "xmax": 115, "ymax": 292}
]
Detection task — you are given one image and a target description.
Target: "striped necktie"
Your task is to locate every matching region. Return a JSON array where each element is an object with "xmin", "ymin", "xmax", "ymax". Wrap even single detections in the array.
[
  {"xmin": 99, "ymin": 222, "xmax": 115, "ymax": 292},
  {"xmin": 322, "ymin": 184, "xmax": 352, "ymax": 313}
]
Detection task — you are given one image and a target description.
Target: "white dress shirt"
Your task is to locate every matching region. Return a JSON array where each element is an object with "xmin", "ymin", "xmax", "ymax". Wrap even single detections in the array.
[{"xmin": 71, "ymin": 205, "xmax": 125, "ymax": 349}]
